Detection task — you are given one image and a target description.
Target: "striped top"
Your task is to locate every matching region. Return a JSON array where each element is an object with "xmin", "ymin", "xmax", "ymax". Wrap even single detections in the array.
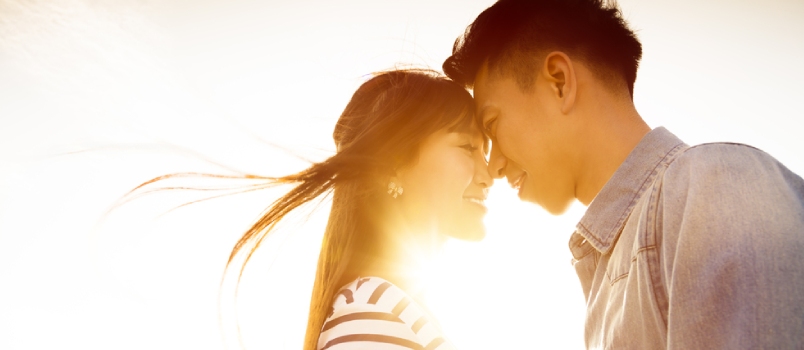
[{"xmin": 317, "ymin": 277, "xmax": 455, "ymax": 350}]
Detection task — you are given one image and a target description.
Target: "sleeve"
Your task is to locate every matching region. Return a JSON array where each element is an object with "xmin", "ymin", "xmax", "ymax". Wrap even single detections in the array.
[
  {"xmin": 657, "ymin": 144, "xmax": 804, "ymax": 349},
  {"xmin": 317, "ymin": 302, "xmax": 425, "ymax": 350}
]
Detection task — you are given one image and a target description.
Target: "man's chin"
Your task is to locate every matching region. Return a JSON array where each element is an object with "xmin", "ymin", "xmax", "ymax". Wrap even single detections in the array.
[
  {"xmin": 524, "ymin": 192, "xmax": 573, "ymax": 216},
  {"xmin": 543, "ymin": 198, "xmax": 575, "ymax": 215}
]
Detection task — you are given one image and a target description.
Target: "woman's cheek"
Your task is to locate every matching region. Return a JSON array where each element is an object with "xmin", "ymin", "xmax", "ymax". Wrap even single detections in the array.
[{"xmin": 443, "ymin": 156, "xmax": 474, "ymax": 193}]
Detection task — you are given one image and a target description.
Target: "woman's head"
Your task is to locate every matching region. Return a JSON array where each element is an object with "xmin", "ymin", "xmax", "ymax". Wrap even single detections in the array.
[
  {"xmin": 297, "ymin": 69, "xmax": 490, "ymax": 350},
  {"xmin": 209, "ymin": 68, "xmax": 487, "ymax": 350},
  {"xmin": 332, "ymin": 69, "xmax": 491, "ymax": 241}
]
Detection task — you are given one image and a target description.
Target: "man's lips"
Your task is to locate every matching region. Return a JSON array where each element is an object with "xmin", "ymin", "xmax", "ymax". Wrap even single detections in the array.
[{"xmin": 509, "ymin": 173, "xmax": 526, "ymax": 191}]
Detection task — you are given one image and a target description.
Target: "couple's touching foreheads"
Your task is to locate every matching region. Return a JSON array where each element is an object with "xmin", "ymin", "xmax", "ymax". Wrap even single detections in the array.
[{"xmin": 139, "ymin": 0, "xmax": 804, "ymax": 348}]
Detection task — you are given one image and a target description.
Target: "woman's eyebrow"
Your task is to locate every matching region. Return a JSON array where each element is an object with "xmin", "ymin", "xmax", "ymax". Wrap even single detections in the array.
[
  {"xmin": 447, "ymin": 121, "xmax": 472, "ymax": 133},
  {"xmin": 450, "ymin": 130, "xmax": 481, "ymax": 139}
]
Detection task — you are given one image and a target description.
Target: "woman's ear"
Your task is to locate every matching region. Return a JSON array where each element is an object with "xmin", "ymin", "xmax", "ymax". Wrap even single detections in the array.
[
  {"xmin": 542, "ymin": 51, "xmax": 577, "ymax": 114},
  {"xmin": 386, "ymin": 175, "xmax": 404, "ymax": 199}
]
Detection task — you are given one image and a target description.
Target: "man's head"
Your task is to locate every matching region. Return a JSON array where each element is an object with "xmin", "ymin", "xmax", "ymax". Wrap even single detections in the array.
[
  {"xmin": 444, "ymin": 0, "xmax": 642, "ymax": 96},
  {"xmin": 444, "ymin": 0, "xmax": 643, "ymax": 214}
]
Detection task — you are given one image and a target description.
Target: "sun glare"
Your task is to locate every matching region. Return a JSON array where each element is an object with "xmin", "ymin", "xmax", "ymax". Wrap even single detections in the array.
[{"xmin": 425, "ymin": 185, "xmax": 587, "ymax": 350}]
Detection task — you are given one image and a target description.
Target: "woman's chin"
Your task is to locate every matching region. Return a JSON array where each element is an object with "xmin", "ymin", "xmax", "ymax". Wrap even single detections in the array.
[
  {"xmin": 457, "ymin": 228, "xmax": 486, "ymax": 241},
  {"xmin": 443, "ymin": 216, "xmax": 486, "ymax": 242}
]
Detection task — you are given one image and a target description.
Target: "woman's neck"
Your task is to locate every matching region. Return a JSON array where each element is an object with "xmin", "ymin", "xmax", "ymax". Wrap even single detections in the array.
[{"xmin": 357, "ymin": 224, "xmax": 446, "ymax": 301}]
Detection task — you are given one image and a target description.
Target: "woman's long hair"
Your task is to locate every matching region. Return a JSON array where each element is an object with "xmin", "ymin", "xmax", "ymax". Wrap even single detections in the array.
[
  {"xmin": 126, "ymin": 68, "xmax": 477, "ymax": 350},
  {"xmin": 231, "ymin": 69, "xmax": 478, "ymax": 350}
]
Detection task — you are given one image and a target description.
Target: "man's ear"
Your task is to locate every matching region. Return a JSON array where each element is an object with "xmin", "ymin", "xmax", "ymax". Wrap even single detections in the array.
[{"xmin": 541, "ymin": 51, "xmax": 577, "ymax": 114}]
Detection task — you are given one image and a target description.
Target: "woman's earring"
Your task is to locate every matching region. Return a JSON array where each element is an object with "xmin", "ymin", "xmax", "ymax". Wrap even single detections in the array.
[{"xmin": 387, "ymin": 181, "xmax": 404, "ymax": 198}]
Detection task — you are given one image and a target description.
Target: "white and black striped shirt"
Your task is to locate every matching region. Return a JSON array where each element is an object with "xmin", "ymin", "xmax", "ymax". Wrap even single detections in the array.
[{"xmin": 317, "ymin": 277, "xmax": 455, "ymax": 350}]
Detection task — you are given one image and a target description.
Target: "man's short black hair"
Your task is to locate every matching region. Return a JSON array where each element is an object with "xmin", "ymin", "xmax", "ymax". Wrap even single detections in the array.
[{"xmin": 443, "ymin": 0, "xmax": 642, "ymax": 97}]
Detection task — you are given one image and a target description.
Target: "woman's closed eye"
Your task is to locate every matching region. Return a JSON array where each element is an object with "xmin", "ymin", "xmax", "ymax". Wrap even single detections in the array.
[{"xmin": 460, "ymin": 144, "xmax": 479, "ymax": 153}]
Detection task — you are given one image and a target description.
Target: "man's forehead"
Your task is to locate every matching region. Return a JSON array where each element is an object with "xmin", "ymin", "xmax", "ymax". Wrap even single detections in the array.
[{"xmin": 472, "ymin": 64, "xmax": 496, "ymax": 116}]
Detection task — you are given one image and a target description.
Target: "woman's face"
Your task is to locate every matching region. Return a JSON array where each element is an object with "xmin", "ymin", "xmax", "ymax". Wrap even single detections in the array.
[{"xmin": 395, "ymin": 124, "xmax": 492, "ymax": 241}]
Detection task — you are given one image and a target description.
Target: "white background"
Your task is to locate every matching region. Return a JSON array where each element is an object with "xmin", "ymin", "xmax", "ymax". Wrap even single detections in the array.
[{"xmin": 1, "ymin": 0, "xmax": 802, "ymax": 349}]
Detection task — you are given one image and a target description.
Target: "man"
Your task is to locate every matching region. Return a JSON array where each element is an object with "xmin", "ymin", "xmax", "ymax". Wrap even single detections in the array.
[{"xmin": 443, "ymin": 0, "xmax": 804, "ymax": 348}]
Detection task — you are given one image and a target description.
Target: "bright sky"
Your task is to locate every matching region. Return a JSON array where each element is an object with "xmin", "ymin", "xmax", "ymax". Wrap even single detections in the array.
[{"xmin": 0, "ymin": 1, "xmax": 802, "ymax": 349}]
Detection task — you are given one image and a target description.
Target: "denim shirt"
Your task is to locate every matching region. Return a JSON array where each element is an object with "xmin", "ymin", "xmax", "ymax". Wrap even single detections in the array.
[{"xmin": 570, "ymin": 127, "xmax": 804, "ymax": 349}]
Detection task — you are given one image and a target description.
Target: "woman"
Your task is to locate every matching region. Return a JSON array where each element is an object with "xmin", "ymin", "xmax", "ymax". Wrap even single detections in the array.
[
  {"xmin": 134, "ymin": 69, "xmax": 490, "ymax": 349},
  {"xmin": 233, "ymin": 68, "xmax": 491, "ymax": 350}
]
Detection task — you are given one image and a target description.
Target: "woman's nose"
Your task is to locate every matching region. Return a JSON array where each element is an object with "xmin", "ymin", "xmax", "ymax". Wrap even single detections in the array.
[{"xmin": 474, "ymin": 156, "xmax": 493, "ymax": 188}]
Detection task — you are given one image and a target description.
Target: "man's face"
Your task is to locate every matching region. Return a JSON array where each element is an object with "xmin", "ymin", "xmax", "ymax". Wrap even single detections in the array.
[{"xmin": 472, "ymin": 62, "xmax": 577, "ymax": 214}]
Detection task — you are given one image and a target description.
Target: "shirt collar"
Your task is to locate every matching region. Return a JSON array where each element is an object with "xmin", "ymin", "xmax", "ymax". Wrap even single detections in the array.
[{"xmin": 575, "ymin": 127, "xmax": 687, "ymax": 254}]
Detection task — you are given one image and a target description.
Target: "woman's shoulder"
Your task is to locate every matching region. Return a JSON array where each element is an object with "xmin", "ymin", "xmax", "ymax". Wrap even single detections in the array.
[
  {"xmin": 317, "ymin": 276, "xmax": 454, "ymax": 350},
  {"xmin": 329, "ymin": 277, "xmax": 408, "ymax": 314}
]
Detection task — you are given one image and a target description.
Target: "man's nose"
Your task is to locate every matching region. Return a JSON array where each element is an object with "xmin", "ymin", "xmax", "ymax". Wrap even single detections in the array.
[{"xmin": 487, "ymin": 143, "xmax": 507, "ymax": 179}]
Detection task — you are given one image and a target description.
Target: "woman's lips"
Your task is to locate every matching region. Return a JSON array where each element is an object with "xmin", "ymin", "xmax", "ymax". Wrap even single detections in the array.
[{"xmin": 463, "ymin": 196, "xmax": 487, "ymax": 212}]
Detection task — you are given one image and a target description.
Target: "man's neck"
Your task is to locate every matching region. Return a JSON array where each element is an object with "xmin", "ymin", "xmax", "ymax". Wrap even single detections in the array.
[{"xmin": 575, "ymin": 99, "xmax": 650, "ymax": 205}]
